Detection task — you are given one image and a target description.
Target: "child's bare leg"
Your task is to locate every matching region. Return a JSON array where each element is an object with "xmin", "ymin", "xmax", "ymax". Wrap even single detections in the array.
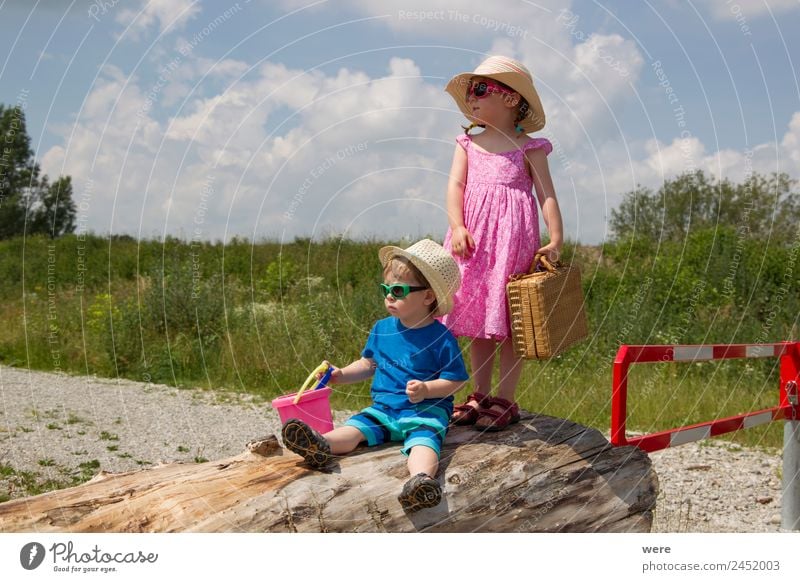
[
  {"xmin": 399, "ymin": 445, "xmax": 443, "ymax": 511},
  {"xmin": 451, "ymin": 338, "xmax": 496, "ymax": 423},
  {"xmin": 407, "ymin": 445, "xmax": 439, "ymax": 478},
  {"xmin": 323, "ymin": 426, "xmax": 365, "ymax": 455},
  {"xmin": 497, "ymin": 337, "xmax": 524, "ymax": 402},
  {"xmin": 469, "ymin": 337, "xmax": 497, "ymax": 395}
]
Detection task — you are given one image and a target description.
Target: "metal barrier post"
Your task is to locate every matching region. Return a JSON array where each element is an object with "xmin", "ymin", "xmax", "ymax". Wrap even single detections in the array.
[
  {"xmin": 784, "ymin": 413, "xmax": 800, "ymax": 530},
  {"xmin": 781, "ymin": 343, "xmax": 800, "ymax": 530}
]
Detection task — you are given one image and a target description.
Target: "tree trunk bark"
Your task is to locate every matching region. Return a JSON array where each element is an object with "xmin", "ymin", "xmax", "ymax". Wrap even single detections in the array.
[{"xmin": 0, "ymin": 413, "xmax": 657, "ymax": 532}]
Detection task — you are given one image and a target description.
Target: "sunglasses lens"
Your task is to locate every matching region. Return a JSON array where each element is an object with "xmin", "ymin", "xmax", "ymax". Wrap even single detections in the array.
[
  {"xmin": 380, "ymin": 284, "xmax": 406, "ymax": 298},
  {"xmin": 468, "ymin": 82, "xmax": 487, "ymax": 98}
]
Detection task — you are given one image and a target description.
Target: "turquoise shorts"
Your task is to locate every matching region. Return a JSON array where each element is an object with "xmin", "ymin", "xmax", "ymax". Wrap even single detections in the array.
[{"xmin": 345, "ymin": 402, "xmax": 450, "ymax": 458}]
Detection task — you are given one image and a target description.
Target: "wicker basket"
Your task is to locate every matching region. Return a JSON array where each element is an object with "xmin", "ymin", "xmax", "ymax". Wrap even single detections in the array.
[{"xmin": 506, "ymin": 253, "xmax": 588, "ymax": 359}]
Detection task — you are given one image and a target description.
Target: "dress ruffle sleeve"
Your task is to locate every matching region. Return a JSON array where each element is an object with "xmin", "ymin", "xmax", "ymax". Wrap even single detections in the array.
[{"xmin": 523, "ymin": 137, "xmax": 553, "ymax": 156}]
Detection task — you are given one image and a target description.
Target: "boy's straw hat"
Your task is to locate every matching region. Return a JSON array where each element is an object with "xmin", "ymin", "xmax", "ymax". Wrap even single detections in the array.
[
  {"xmin": 445, "ymin": 55, "xmax": 546, "ymax": 133},
  {"xmin": 378, "ymin": 239, "xmax": 461, "ymax": 316}
]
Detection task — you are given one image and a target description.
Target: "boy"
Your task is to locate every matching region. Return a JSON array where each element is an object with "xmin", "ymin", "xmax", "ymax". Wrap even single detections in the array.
[{"xmin": 281, "ymin": 239, "xmax": 468, "ymax": 512}]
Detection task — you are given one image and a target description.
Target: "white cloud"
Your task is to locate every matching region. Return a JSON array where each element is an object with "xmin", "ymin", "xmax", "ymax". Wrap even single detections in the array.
[
  {"xmin": 167, "ymin": 90, "xmax": 265, "ymax": 146},
  {"xmin": 40, "ymin": 66, "xmax": 178, "ymax": 237},
  {"xmin": 781, "ymin": 111, "xmax": 800, "ymax": 168},
  {"xmin": 150, "ymin": 41, "xmax": 250, "ymax": 108},
  {"xmin": 561, "ymin": 34, "xmax": 643, "ymax": 133},
  {"xmin": 637, "ymin": 130, "xmax": 798, "ymax": 187},
  {"xmin": 116, "ymin": 0, "xmax": 201, "ymax": 39},
  {"xmin": 40, "ymin": 56, "xmax": 458, "ymax": 242},
  {"xmin": 643, "ymin": 135, "xmax": 706, "ymax": 176}
]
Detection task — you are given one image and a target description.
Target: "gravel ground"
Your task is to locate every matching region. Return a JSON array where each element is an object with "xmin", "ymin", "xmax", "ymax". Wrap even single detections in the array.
[{"xmin": 0, "ymin": 365, "xmax": 787, "ymax": 532}]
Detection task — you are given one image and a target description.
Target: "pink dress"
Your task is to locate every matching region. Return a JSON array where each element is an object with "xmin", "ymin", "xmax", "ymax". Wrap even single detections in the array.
[{"xmin": 442, "ymin": 133, "xmax": 553, "ymax": 340}]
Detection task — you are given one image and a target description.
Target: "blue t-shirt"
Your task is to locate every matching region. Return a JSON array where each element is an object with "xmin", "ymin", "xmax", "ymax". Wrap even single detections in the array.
[{"xmin": 361, "ymin": 317, "xmax": 469, "ymax": 411}]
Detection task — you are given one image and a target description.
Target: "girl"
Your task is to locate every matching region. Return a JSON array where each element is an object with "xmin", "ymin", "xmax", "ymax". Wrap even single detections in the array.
[{"xmin": 441, "ymin": 55, "xmax": 564, "ymax": 431}]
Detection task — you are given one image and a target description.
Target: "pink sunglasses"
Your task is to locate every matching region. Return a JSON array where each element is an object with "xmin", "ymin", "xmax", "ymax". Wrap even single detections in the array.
[{"xmin": 466, "ymin": 80, "xmax": 516, "ymax": 99}]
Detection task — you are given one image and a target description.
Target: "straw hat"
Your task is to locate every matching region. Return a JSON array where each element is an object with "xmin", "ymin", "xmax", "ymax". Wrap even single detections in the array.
[
  {"xmin": 378, "ymin": 239, "xmax": 461, "ymax": 316},
  {"xmin": 445, "ymin": 55, "xmax": 546, "ymax": 133}
]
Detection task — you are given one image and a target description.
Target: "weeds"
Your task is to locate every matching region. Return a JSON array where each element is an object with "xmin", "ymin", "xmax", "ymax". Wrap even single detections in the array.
[{"xmin": 0, "ymin": 460, "xmax": 101, "ymax": 500}]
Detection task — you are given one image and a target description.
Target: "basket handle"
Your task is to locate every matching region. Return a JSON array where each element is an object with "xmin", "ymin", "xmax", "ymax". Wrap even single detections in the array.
[
  {"xmin": 293, "ymin": 361, "xmax": 331, "ymax": 404},
  {"xmin": 528, "ymin": 253, "xmax": 558, "ymax": 275}
]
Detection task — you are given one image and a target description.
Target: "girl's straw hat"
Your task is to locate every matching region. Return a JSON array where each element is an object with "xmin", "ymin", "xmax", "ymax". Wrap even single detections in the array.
[
  {"xmin": 445, "ymin": 55, "xmax": 546, "ymax": 133},
  {"xmin": 378, "ymin": 239, "xmax": 461, "ymax": 316}
]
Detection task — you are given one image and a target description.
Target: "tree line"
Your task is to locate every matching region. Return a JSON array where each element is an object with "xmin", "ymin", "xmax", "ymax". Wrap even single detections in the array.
[
  {"xmin": 610, "ymin": 170, "xmax": 799, "ymax": 244},
  {"xmin": 0, "ymin": 105, "xmax": 75, "ymax": 239}
]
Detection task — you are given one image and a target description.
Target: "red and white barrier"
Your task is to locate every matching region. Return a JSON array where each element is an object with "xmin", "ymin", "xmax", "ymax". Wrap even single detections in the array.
[{"xmin": 610, "ymin": 342, "xmax": 800, "ymax": 453}]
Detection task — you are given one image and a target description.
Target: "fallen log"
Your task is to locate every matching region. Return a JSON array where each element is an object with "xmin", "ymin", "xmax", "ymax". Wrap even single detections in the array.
[{"xmin": 0, "ymin": 412, "xmax": 657, "ymax": 532}]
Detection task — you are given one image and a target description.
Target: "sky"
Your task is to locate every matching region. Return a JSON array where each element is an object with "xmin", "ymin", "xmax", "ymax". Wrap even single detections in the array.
[{"xmin": 1, "ymin": 0, "xmax": 799, "ymax": 245}]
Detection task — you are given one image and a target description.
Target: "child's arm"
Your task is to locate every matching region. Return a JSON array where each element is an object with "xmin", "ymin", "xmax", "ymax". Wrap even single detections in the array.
[
  {"xmin": 445, "ymin": 143, "xmax": 474, "ymax": 259},
  {"xmin": 406, "ymin": 378, "xmax": 466, "ymax": 404},
  {"xmin": 323, "ymin": 358, "xmax": 376, "ymax": 385},
  {"xmin": 527, "ymin": 148, "xmax": 564, "ymax": 261}
]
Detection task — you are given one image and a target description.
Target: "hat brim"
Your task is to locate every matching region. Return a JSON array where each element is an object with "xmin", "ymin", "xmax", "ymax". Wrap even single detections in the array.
[
  {"xmin": 445, "ymin": 71, "xmax": 545, "ymax": 133},
  {"xmin": 379, "ymin": 245, "xmax": 454, "ymax": 317}
]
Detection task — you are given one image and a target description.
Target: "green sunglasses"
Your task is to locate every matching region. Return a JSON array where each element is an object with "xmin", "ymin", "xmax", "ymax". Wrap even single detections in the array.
[{"xmin": 379, "ymin": 283, "xmax": 428, "ymax": 299}]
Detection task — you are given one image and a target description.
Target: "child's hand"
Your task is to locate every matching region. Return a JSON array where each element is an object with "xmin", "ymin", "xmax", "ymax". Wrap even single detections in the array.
[
  {"xmin": 536, "ymin": 242, "xmax": 561, "ymax": 264},
  {"xmin": 406, "ymin": 380, "xmax": 429, "ymax": 403},
  {"xmin": 450, "ymin": 226, "xmax": 475, "ymax": 259},
  {"xmin": 317, "ymin": 362, "xmax": 342, "ymax": 384}
]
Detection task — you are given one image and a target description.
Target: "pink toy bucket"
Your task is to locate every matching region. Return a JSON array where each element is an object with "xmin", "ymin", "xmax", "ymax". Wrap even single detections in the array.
[{"xmin": 271, "ymin": 387, "xmax": 334, "ymax": 434}]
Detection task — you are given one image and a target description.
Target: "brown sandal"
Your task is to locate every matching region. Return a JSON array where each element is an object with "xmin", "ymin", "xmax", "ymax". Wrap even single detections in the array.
[
  {"xmin": 398, "ymin": 473, "xmax": 442, "ymax": 512},
  {"xmin": 450, "ymin": 391, "xmax": 490, "ymax": 425},
  {"xmin": 281, "ymin": 418, "xmax": 332, "ymax": 469},
  {"xmin": 474, "ymin": 397, "xmax": 520, "ymax": 431}
]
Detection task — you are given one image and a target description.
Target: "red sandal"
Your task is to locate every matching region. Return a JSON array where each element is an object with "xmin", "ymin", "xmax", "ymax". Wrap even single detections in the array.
[
  {"xmin": 450, "ymin": 391, "xmax": 490, "ymax": 425},
  {"xmin": 474, "ymin": 396, "xmax": 520, "ymax": 431}
]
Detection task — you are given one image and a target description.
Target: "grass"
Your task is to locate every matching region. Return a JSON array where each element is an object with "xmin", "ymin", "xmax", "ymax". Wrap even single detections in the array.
[
  {"xmin": 623, "ymin": 364, "xmax": 778, "ymax": 440},
  {"xmin": 66, "ymin": 413, "xmax": 85, "ymax": 425},
  {"xmin": 0, "ymin": 460, "xmax": 102, "ymax": 500},
  {"xmin": 76, "ymin": 460, "xmax": 100, "ymax": 480}
]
